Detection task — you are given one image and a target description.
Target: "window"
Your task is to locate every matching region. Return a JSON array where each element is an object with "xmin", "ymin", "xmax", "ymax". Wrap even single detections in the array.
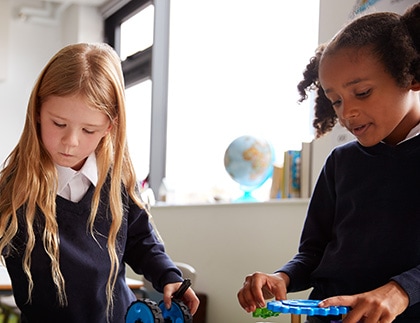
[
  {"xmin": 104, "ymin": 0, "xmax": 167, "ymax": 191},
  {"xmin": 165, "ymin": 1, "xmax": 319, "ymax": 203},
  {"xmin": 105, "ymin": 0, "xmax": 320, "ymax": 204}
]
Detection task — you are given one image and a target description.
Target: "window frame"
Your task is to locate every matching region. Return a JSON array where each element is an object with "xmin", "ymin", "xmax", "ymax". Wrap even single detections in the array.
[
  {"xmin": 104, "ymin": 0, "xmax": 170, "ymax": 195},
  {"xmin": 104, "ymin": 0, "xmax": 152, "ymax": 86}
]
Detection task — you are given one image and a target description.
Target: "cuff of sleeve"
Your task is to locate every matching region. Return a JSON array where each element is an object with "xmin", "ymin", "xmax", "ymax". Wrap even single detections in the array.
[
  {"xmin": 156, "ymin": 269, "xmax": 183, "ymax": 292},
  {"xmin": 392, "ymin": 271, "xmax": 420, "ymax": 306}
]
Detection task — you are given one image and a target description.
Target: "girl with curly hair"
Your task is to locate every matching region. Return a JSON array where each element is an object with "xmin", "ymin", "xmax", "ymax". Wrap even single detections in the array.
[{"xmin": 238, "ymin": 3, "xmax": 420, "ymax": 323}]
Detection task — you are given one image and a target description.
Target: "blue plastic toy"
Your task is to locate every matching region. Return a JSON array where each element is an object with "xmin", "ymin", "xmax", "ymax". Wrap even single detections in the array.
[
  {"xmin": 125, "ymin": 299, "xmax": 164, "ymax": 323},
  {"xmin": 125, "ymin": 279, "xmax": 192, "ymax": 323},
  {"xmin": 125, "ymin": 299, "xmax": 192, "ymax": 323},
  {"xmin": 253, "ymin": 299, "xmax": 350, "ymax": 323},
  {"xmin": 159, "ymin": 300, "xmax": 192, "ymax": 323}
]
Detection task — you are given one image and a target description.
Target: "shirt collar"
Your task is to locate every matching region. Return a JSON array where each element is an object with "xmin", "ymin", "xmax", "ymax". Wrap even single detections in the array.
[
  {"xmin": 56, "ymin": 153, "xmax": 98, "ymax": 194},
  {"xmin": 397, "ymin": 122, "xmax": 420, "ymax": 145},
  {"xmin": 80, "ymin": 153, "xmax": 98, "ymax": 186}
]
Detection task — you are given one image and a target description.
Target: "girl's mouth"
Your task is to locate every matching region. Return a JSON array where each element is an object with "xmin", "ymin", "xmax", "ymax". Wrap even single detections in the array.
[{"xmin": 351, "ymin": 123, "xmax": 370, "ymax": 137}]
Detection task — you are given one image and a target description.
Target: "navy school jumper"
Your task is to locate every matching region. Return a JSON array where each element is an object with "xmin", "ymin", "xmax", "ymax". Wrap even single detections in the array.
[
  {"xmin": 5, "ymin": 178, "xmax": 182, "ymax": 323},
  {"xmin": 279, "ymin": 135, "xmax": 420, "ymax": 322}
]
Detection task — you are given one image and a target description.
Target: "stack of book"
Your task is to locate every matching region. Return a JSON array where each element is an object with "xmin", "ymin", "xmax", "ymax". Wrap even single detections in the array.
[{"xmin": 270, "ymin": 141, "xmax": 312, "ymax": 199}]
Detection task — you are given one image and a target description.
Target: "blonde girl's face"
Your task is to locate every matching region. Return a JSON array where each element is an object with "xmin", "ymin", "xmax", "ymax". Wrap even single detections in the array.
[
  {"xmin": 319, "ymin": 48, "xmax": 420, "ymax": 147},
  {"xmin": 39, "ymin": 95, "xmax": 112, "ymax": 171}
]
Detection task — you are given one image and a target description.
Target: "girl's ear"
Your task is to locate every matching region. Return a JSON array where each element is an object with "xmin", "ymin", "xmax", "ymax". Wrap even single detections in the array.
[
  {"xmin": 411, "ymin": 79, "xmax": 420, "ymax": 91},
  {"xmin": 104, "ymin": 117, "xmax": 116, "ymax": 136}
]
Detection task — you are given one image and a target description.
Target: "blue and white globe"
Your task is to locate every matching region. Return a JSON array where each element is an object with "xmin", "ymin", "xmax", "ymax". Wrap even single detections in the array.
[{"xmin": 224, "ymin": 135, "xmax": 274, "ymax": 201}]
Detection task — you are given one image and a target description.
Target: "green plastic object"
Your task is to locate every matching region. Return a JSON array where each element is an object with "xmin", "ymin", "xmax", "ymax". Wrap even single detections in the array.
[
  {"xmin": 253, "ymin": 307, "xmax": 280, "ymax": 319},
  {"xmin": 253, "ymin": 299, "xmax": 350, "ymax": 318}
]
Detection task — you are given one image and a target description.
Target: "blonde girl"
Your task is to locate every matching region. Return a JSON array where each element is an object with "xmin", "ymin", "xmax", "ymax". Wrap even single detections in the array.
[{"xmin": 0, "ymin": 43, "xmax": 199, "ymax": 322}]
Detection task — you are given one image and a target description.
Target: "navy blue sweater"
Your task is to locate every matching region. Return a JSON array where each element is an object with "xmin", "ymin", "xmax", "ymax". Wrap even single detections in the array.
[
  {"xmin": 278, "ymin": 135, "xmax": 420, "ymax": 322},
  {"xmin": 5, "ymin": 180, "xmax": 182, "ymax": 322}
]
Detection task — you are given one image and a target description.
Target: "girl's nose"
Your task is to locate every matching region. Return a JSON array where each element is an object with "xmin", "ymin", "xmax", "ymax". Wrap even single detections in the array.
[
  {"xmin": 62, "ymin": 130, "xmax": 79, "ymax": 147},
  {"xmin": 340, "ymin": 103, "xmax": 359, "ymax": 120}
]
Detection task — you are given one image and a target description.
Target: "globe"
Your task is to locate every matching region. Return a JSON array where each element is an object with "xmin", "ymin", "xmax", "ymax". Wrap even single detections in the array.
[{"xmin": 224, "ymin": 135, "xmax": 274, "ymax": 201}]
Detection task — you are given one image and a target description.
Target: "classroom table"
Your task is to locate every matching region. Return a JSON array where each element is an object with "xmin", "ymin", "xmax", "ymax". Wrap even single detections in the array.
[{"xmin": 0, "ymin": 265, "xmax": 144, "ymax": 294}]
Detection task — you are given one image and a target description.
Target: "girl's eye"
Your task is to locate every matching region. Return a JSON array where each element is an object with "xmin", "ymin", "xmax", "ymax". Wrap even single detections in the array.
[
  {"xmin": 331, "ymin": 99, "xmax": 342, "ymax": 108},
  {"xmin": 83, "ymin": 129, "xmax": 95, "ymax": 134},
  {"xmin": 53, "ymin": 121, "xmax": 65, "ymax": 128},
  {"xmin": 356, "ymin": 89, "xmax": 371, "ymax": 98}
]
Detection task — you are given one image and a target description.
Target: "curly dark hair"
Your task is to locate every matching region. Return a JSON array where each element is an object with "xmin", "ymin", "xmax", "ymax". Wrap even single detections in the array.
[{"xmin": 297, "ymin": 3, "xmax": 420, "ymax": 138}]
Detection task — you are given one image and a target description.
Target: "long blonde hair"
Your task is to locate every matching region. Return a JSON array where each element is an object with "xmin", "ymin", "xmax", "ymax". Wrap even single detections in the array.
[{"xmin": 0, "ymin": 43, "xmax": 143, "ymax": 318}]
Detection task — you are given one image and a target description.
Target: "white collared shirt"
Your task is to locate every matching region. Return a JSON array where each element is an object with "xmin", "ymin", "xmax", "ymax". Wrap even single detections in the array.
[
  {"xmin": 56, "ymin": 153, "xmax": 98, "ymax": 202},
  {"xmin": 399, "ymin": 122, "xmax": 420, "ymax": 144}
]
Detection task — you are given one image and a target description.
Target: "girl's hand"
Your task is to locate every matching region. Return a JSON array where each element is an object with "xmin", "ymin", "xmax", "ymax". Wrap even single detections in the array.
[
  {"xmin": 163, "ymin": 282, "xmax": 200, "ymax": 315},
  {"xmin": 319, "ymin": 281, "xmax": 409, "ymax": 323},
  {"xmin": 237, "ymin": 271, "xmax": 289, "ymax": 313}
]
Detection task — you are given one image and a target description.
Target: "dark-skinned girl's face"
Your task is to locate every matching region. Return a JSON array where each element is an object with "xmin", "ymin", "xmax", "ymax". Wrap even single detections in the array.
[{"xmin": 319, "ymin": 47, "xmax": 420, "ymax": 147}]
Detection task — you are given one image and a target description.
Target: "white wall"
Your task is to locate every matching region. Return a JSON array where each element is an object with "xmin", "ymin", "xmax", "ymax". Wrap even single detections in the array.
[
  {"xmin": 62, "ymin": 4, "xmax": 103, "ymax": 46},
  {"xmin": 0, "ymin": 1, "xmax": 10, "ymax": 82},
  {"xmin": 319, "ymin": 0, "xmax": 417, "ymax": 42},
  {"xmin": 144, "ymin": 200, "xmax": 311, "ymax": 323},
  {"xmin": 0, "ymin": 0, "xmax": 103, "ymax": 164},
  {"xmin": 0, "ymin": 1, "xmax": 58, "ymax": 163}
]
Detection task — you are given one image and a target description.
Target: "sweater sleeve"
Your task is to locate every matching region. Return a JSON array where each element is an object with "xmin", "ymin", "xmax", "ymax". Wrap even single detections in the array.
[
  {"xmin": 123, "ymin": 200, "xmax": 182, "ymax": 292},
  {"xmin": 276, "ymin": 152, "xmax": 337, "ymax": 292},
  {"xmin": 392, "ymin": 267, "xmax": 420, "ymax": 306}
]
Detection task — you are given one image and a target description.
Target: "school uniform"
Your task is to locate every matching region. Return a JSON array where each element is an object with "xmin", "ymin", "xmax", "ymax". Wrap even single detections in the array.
[
  {"xmin": 279, "ymin": 126, "xmax": 420, "ymax": 322},
  {"xmin": 5, "ymin": 153, "xmax": 182, "ymax": 322}
]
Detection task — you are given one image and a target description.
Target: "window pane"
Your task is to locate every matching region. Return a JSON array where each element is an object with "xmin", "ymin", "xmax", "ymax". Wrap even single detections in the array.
[
  {"xmin": 120, "ymin": 5, "xmax": 154, "ymax": 60},
  {"xmin": 125, "ymin": 80, "xmax": 152, "ymax": 182},
  {"xmin": 165, "ymin": 0, "xmax": 319, "ymax": 203}
]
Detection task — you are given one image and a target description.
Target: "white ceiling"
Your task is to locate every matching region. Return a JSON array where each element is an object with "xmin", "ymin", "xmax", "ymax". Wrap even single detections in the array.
[
  {"xmin": 15, "ymin": 0, "xmax": 113, "ymax": 25},
  {"xmin": 19, "ymin": 0, "xmax": 109, "ymax": 6}
]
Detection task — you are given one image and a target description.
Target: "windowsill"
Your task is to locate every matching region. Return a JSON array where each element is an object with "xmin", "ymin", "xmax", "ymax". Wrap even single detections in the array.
[{"xmin": 153, "ymin": 197, "xmax": 311, "ymax": 208}]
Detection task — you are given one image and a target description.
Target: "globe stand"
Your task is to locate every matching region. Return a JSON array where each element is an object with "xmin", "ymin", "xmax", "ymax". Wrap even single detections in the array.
[{"xmin": 235, "ymin": 188, "xmax": 258, "ymax": 202}]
